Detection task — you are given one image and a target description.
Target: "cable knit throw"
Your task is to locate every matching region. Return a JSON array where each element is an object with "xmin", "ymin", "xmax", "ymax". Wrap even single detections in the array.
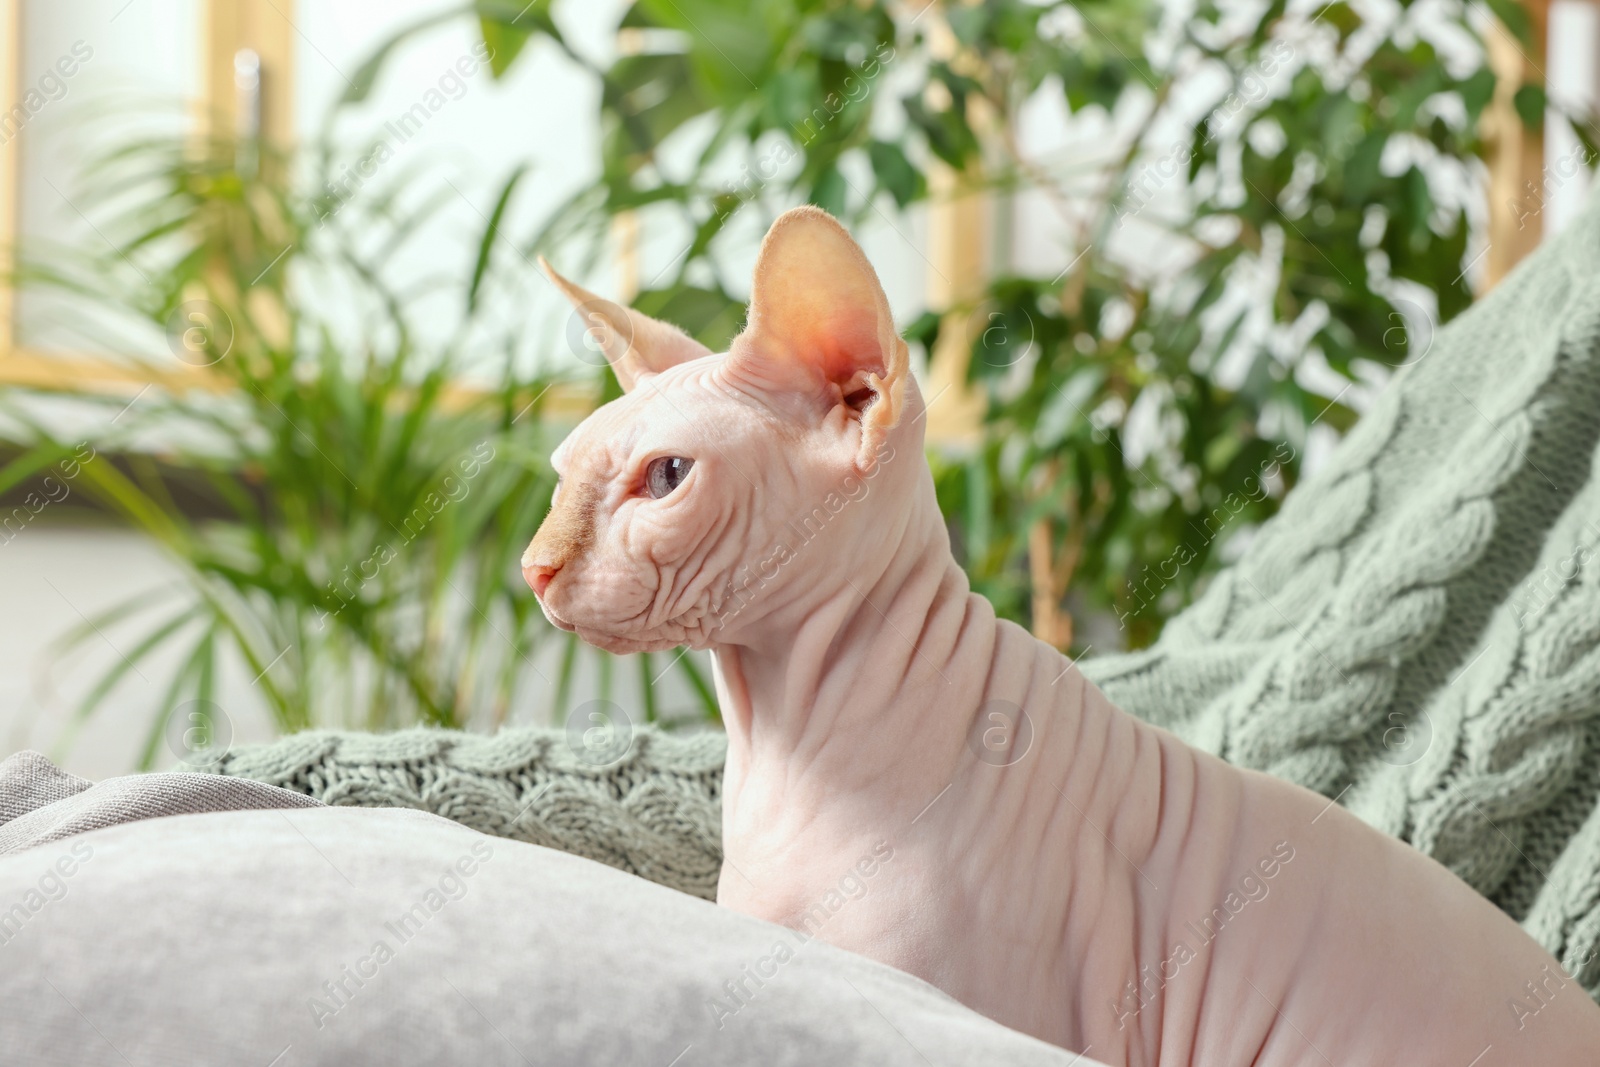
[
  {"xmin": 218, "ymin": 189, "xmax": 1600, "ymax": 999},
  {"xmin": 212, "ymin": 726, "xmax": 727, "ymax": 898}
]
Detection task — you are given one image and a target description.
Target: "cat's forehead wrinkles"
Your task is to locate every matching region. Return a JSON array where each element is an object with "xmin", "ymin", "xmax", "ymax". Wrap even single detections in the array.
[{"xmin": 563, "ymin": 401, "xmax": 648, "ymax": 480}]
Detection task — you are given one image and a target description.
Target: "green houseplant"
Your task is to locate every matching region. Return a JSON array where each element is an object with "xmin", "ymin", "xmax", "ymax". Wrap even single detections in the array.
[
  {"xmin": 3, "ymin": 126, "xmax": 717, "ymax": 764},
  {"xmin": 379, "ymin": 0, "xmax": 1582, "ymax": 650}
]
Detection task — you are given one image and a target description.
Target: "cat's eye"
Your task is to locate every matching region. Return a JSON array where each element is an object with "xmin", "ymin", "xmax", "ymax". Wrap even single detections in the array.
[{"xmin": 645, "ymin": 457, "xmax": 694, "ymax": 499}]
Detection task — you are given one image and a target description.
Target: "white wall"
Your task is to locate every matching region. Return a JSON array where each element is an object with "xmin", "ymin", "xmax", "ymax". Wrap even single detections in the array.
[
  {"xmin": 13, "ymin": 0, "xmax": 198, "ymax": 356},
  {"xmin": 0, "ymin": 518, "xmax": 721, "ymax": 778},
  {"xmin": 0, "ymin": 525, "xmax": 264, "ymax": 780},
  {"xmin": 1547, "ymin": 0, "xmax": 1600, "ymax": 234}
]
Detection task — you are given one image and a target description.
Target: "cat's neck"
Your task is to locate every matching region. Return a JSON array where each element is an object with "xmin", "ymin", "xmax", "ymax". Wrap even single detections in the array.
[
  {"xmin": 709, "ymin": 469, "xmax": 1137, "ymax": 810},
  {"xmin": 712, "ymin": 478, "xmax": 978, "ymax": 812},
  {"xmin": 709, "ymin": 477, "xmax": 1168, "ymax": 1046}
]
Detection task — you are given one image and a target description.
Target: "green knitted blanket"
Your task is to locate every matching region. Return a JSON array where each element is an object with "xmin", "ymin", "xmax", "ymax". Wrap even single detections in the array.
[{"xmin": 217, "ymin": 190, "xmax": 1600, "ymax": 999}]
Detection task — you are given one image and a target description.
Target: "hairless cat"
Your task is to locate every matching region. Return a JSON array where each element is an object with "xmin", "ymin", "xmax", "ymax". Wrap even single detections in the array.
[{"xmin": 523, "ymin": 206, "xmax": 1600, "ymax": 1065}]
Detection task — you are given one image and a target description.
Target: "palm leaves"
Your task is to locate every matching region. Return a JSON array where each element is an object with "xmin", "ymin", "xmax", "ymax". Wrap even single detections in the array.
[{"xmin": 6, "ymin": 123, "xmax": 718, "ymax": 768}]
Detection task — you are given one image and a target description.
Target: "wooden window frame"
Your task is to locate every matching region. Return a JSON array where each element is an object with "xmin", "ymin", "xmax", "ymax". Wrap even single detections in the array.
[
  {"xmin": 0, "ymin": 0, "xmax": 598, "ymax": 419},
  {"xmin": 0, "ymin": 0, "xmax": 297, "ymax": 394}
]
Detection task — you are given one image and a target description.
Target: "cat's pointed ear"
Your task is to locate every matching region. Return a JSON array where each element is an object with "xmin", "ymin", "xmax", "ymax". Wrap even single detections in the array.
[
  {"xmin": 539, "ymin": 257, "xmax": 711, "ymax": 391},
  {"xmin": 727, "ymin": 206, "xmax": 909, "ymax": 469}
]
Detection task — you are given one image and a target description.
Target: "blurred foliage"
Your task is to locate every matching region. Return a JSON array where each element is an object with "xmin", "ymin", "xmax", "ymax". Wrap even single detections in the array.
[
  {"xmin": 4, "ymin": 130, "xmax": 717, "ymax": 760},
  {"xmin": 406, "ymin": 0, "xmax": 1595, "ymax": 648}
]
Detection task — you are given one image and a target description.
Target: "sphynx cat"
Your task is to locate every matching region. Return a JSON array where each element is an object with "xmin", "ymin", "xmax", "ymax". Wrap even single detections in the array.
[{"xmin": 523, "ymin": 206, "xmax": 1600, "ymax": 1065}]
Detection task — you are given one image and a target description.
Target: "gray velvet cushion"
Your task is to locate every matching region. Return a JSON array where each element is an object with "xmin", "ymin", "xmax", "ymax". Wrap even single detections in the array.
[
  {"xmin": 0, "ymin": 750, "xmax": 319, "ymax": 856},
  {"xmin": 0, "ymin": 806, "xmax": 1086, "ymax": 1066}
]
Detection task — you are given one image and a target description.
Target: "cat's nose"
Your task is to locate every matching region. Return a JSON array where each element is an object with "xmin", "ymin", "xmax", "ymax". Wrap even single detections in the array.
[{"xmin": 523, "ymin": 562, "xmax": 558, "ymax": 599}]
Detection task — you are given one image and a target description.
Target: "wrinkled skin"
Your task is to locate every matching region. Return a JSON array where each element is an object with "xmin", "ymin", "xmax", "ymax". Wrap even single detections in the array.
[{"xmin": 524, "ymin": 207, "xmax": 1600, "ymax": 1065}]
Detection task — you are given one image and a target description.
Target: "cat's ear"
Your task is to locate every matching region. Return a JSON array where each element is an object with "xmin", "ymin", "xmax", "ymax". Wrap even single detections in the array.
[
  {"xmin": 539, "ymin": 257, "xmax": 711, "ymax": 391},
  {"xmin": 727, "ymin": 206, "xmax": 909, "ymax": 469}
]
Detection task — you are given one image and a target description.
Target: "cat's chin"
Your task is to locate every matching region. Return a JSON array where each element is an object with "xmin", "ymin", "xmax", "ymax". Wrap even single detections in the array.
[
  {"xmin": 576, "ymin": 628, "xmax": 687, "ymax": 656},
  {"xmin": 545, "ymin": 605, "xmax": 698, "ymax": 656},
  {"xmin": 541, "ymin": 608, "xmax": 577, "ymax": 634}
]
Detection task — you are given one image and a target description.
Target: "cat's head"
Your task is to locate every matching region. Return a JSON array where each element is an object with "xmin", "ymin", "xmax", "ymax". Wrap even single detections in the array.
[{"xmin": 522, "ymin": 206, "xmax": 926, "ymax": 655}]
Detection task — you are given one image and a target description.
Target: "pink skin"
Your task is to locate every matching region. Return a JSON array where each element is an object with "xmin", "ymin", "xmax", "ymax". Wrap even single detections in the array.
[{"xmin": 524, "ymin": 207, "xmax": 1600, "ymax": 1065}]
